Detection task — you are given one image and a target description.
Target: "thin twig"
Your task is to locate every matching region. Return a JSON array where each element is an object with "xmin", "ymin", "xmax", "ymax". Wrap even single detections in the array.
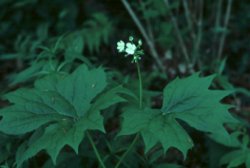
[
  {"xmin": 163, "ymin": 0, "xmax": 191, "ymax": 64},
  {"xmin": 121, "ymin": 0, "xmax": 165, "ymax": 72},
  {"xmin": 115, "ymin": 134, "xmax": 139, "ymax": 168},
  {"xmin": 193, "ymin": 0, "xmax": 204, "ymax": 67},
  {"xmin": 87, "ymin": 132, "xmax": 106, "ymax": 168},
  {"xmin": 217, "ymin": 0, "xmax": 233, "ymax": 60},
  {"xmin": 212, "ymin": 0, "xmax": 223, "ymax": 58},
  {"xmin": 138, "ymin": 0, "xmax": 155, "ymax": 41},
  {"xmin": 115, "ymin": 61, "xmax": 142, "ymax": 168},
  {"xmin": 215, "ymin": 0, "xmax": 223, "ymax": 31},
  {"xmin": 136, "ymin": 62, "xmax": 143, "ymax": 108},
  {"xmin": 182, "ymin": 0, "xmax": 196, "ymax": 40}
]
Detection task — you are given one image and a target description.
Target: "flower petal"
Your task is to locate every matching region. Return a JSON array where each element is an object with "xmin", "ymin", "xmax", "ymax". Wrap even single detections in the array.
[{"xmin": 117, "ymin": 41, "xmax": 125, "ymax": 52}]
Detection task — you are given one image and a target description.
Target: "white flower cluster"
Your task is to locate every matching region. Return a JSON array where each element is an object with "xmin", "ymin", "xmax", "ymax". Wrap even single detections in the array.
[{"xmin": 117, "ymin": 36, "xmax": 143, "ymax": 63}]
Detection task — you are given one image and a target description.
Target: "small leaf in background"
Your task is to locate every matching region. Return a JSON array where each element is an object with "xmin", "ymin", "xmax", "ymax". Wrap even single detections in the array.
[
  {"xmin": 64, "ymin": 35, "xmax": 84, "ymax": 58},
  {"xmin": 220, "ymin": 149, "xmax": 250, "ymax": 168},
  {"xmin": 8, "ymin": 60, "xmax": 50, "ymax": 86},
  {"xmin": 219, "ymin": 133, "xmax": 250, "ymax": 168},
  {"xmin": 81, "ymin": 13, "xmax": 113, "ymax": 53}
]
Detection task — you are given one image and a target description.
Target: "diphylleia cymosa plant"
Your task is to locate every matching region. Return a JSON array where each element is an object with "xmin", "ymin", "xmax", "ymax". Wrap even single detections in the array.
[{"xmin": 0, "ymin": 35, "xmax": 238, "ymax": 168}]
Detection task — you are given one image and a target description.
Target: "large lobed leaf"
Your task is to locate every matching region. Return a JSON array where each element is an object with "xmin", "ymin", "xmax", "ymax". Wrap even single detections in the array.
[
  {"xmin": 0, "ymin": 64, "xmax": 126, "ymax": 167},
  {"xmin": 119, "ymin": 107, "xmax": 193, "ymax": 157},
  {"xmin": 119, "ymin": 73, "xmax": 238, "ymax": 158},
  {"xmin": 162, "ymin": 73, "xmax": 238, "ymax": 141}
]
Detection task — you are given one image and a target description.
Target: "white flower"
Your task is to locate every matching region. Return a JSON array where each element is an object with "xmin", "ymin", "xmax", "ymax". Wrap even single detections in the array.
[
  {"xmin": 129, "ymin": 36, "xmax": 134, "ymax": 41},
  {"xmin": 138, "ymin": 39, "xmax": 142, "ymax": 46},
  {"xmin": 117, "ymin": 40, "xmax": 125, "ymax": 52},
  {"xmin": 116, "ymin": 37, "xmax": 144, "ymax": 63},
  {"xmin": 125, "ymin": 42, "xmax": 136, "ymax": 55}
]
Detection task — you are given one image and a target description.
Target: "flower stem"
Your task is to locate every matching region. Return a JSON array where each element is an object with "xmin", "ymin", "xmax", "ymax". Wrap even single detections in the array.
[
  {"xmin": 115, "ymin": 62, "xmax": 142, "ymax": 168},
  {"xmin": 136, "ymin": 62, "xmax": 143, "ymax": 109},
  {"xmin": 87, "ymin": 131, "xmax": 106, "ymax": 168},
  {"xmin": 115, "ymin": 133, "xmax": 139, "ymax": 168}
]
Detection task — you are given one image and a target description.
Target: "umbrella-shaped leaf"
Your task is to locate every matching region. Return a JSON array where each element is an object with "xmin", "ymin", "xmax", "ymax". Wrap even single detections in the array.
[
  {"xmin": 119, "ymin": 107, "xmax": 193, "ymax": 157},
  {"xmin": 119, "ymin": 73, "xmax": 237, "ymax": 158},
  {"xmin": 0, "ymin": 64, "xmax": 125, "ymax": 167}
]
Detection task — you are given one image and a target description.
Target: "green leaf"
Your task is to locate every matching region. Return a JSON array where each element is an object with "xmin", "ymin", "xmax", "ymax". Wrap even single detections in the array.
[
  {"xmin": 16, "ymin": 113, "xmax": 103, "ymax": 166},
  {"xmin": 81, "ymin": 13, "xmax": 112, "ymax": 53},
  {"xmin": 156, "ymin": 163, "xmax": 184, "ymax": 168},
  {"xmin": 0, "ymin": 64, "xmax": 125, "ymax": 167},
  {"xmin": 34, "ymin": 73, "xmax": 64, "ymax": 91},
  {"xmin": 89, "ymin": 85, "xmax": 128, "ymax": 112},
  {"xmin": 220, "ymin": 149, "xmax": 247, "ymax": 168},
  {"xmin": 5, "ymin": 89, "xmax": 78, "ymax": 118},
  {"xmin": 119, "ymin": 73, "xmax": 237, "ymax": 159},
  {"xmin": 9, "ymin": 61, "xmax": 45, "ymax": 85},
  {"xmin": 209, "ymin": 130, "xmax": 241, "ymax": 147},
  {"xmin": 246, "ymin": 154, "xmax": 250, "ymax": 168},
  {"xmin": 161, "ymin": 73, "xmax": 238, "ymax": 142},
  {"xmin": 119, "ymin": 107, "xmax": 193, "ymax": 158},
  {"xmin": 55, "ymin": 65, "xmax": 107, "ymax": 116},
  {"xmin": 0, "ymin": 105, "xmax": 64, "ymax": 135},
  {"xmin": 65, "ymin": 36, "xmax": 83, "ymax": 55}
]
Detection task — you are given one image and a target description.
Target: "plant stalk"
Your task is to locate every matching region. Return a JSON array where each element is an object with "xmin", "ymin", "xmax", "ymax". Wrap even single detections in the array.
[
  {"xmin": 212, "ymin": 0, "xmax": 223, "ymax": 58},
  {"xmin": 136, "ymin": 62, "xmax": 143, "ymax": 109},
  {"xmin": 192, "ymin": 0, "xmax": 204, "ymax": 67},
  {"xmin": 115, "ymin": 133, "xmax": 139, "ymax": 168},
  {"xmin": 138, "ymin": 0, "xmax": 155, "ymax": 41},
  {"xmin": 182, "ymin": 0, "xmax": 196, "ymax": 40},
  {"xmin": 115, "ymin": 62, "xmax": 142, "ymax": 168},
  {"xmin": 217, "ymin": 0, "xmax": 233, "ymax": 60},
  {"xmin": 164, "ymin": 0, "xmax": 191, "ymax": 64},
  {"xmin": 87, "ymin": 131, "xmax": 106, "ymax": 168}
]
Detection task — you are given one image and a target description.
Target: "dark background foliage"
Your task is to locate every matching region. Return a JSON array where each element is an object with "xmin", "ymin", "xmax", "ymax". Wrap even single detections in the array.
[{"xmin": 0, "ymin": 0, "xmax": 250, "ymax": 167}]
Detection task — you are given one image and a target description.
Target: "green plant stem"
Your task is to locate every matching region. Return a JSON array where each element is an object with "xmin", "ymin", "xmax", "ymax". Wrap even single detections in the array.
[
  {"xmin": 121, "ymin": 0, "xmax": 165, "ymax": 73},
  {"xmin": 217, "ymin": 0, "xmax": 233, "ymax": 60},
  {"xmin": 87, "ymin": 131, "xmax": 106, "ymax": 168},
  {"xmin": 114, "ymin": 62, "xmax": 142, "ymax": 168},
  {"xmin": 115, "ymin": 134, "xmax": 139, "ymax": 168},
  {"xmin": 136, "ymin": 62, "xmax": 143, "ymax": 109}
]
